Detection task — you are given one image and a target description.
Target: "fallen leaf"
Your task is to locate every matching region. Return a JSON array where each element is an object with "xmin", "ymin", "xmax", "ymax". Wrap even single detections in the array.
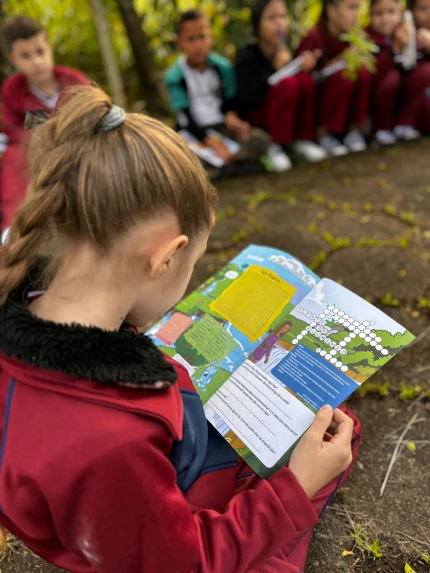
[
  {"xmin": 405, "ymin": 564, "xmax": 416, "ymax": 573},
  {"xmin": 342, "ymin": 550, "xmax": 354, "ymax": 558}
]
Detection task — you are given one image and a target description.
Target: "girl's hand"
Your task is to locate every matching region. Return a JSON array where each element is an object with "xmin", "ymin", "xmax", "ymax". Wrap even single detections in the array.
[
  {"xmin": 392, "ymin": 23, "xmax": 411, "ymax": 54},
  {"xmin": 225, "ymin": 112, "xmax": 251, "ymax": 142},
  {"xmin": 300, "ymin": 49, "xmax": 322, "ymax": 73},
  {"xmin": 204, "ymin": 137, "xmax": 234, "ymax": 164},
  {"xmin": 417, "ymin": 28, "xmax": 430, "ymax": 53},
  {"xmin": 289, "ymin": 406, "xmax": 353, "ymax": 499},
  {"xmin": 273, "ymin": 45, "xmax": 292, "ymax": 70}
]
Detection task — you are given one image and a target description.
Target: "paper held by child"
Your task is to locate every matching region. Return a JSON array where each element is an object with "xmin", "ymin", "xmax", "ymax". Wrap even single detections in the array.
[
  {"xmin": 178, "ymin": 129, "xmax": 240, "ymax": 167},
  {"xmin": 267, "ymin": 55, "xmax": 306, "ymax": 85},
  {"xmin": 402, "ymin": 10, "xmax": 417, "ymax": 70},
  {"xmin": 147, "ymin": 245, "xmax": 415, "ymax": 478}
]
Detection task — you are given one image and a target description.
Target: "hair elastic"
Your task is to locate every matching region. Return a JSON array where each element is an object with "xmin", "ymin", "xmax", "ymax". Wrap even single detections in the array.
[{"xmin": 95, "ymin": 105, "xmax": 126, "ymax": 133}]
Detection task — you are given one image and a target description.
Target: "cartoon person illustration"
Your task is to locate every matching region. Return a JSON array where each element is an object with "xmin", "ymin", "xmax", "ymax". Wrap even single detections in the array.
[
  {"xmin": 250, "ymin": 321, "xmax": 293, "ymax": 364},
  {"xmin": 196, "ymin": 361, "xmax": 218, "ymax": 392}
]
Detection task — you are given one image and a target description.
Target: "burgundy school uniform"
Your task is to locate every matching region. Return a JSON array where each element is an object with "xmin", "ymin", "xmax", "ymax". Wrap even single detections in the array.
[
  {"xmin": 397, "ymin": 47, "xmax": 430, "ymax": 132},
  {"xmin": 366, "ymin": 26, "xmax": 402, "ymax": 132},
  {"xmin": 0, "ymin": 66, "xmax": 90, "ymax": 230},
  {"xmin": 297, "ymin": 26, "xmax": 372, "ymax": 133},
  {"xmin": 0, "ymin": 279, "xmax": 362, "ymax": 573},
  {"xmin": 235, "ymin": 43, "xmax": 317, "ymax": 145}
]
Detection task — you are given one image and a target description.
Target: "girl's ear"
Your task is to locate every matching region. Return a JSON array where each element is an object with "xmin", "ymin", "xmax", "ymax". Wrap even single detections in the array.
[{"xmin": 149, "ymin": 235, "xmax": 189, "ymax": 279}]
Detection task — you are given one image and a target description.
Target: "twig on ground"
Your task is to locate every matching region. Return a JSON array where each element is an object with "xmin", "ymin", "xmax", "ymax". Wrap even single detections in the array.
[
  {"xmin": 398, "ymin": 532, "xmax": 429, "ymax": 546},
  {"xmin": 384, "ymin": 417, "xmax": 426, "ymax": 439},
  {"xmin": 384, "ymin": 440, "xmax": 430, "ymax": 444},
  {"xmin": 413, "ymin": 364, "xmax": 430, "ymax": 373},
  {"xmin": 407, "ymin": 392, "xmax": 427, "ymax": 411},
  {"xmin": 380, "ymin": 412, "xmax": 419, "ymax": 497}
]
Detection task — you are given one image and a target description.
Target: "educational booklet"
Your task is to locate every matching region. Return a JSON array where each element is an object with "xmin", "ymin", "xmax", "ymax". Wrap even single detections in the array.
[
  {"xmin": 178, "ymin": 129, "xmax": 240, "ymax": 168},
  {"xmin": 146, "ymin": 245, "xmax": 415, "ymax": 478}
]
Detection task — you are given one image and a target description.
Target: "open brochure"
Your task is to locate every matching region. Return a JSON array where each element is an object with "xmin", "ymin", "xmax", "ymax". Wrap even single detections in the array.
[
  {"xmin": 147, "ymin": 245, "xmax": 415, "ymax": 478},
  {"xmin": 178, "ymin": 129, "xmax": 240, "ymax": 168}
]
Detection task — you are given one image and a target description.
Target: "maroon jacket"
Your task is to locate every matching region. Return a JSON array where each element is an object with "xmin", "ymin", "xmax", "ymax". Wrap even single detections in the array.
[
  {"xmin": 0, "ymin": 286, "xmax": 320, "ymax": 573},
  {"xmin": 0, "ymin": 66, "xmax": 90, "ymax": 230},
  {"xmin": 296, "ymin": 25, "xmax": 349, "ymax": 67}
]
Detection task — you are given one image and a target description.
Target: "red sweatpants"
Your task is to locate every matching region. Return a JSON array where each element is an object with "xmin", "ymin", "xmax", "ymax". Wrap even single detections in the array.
[
  {"xmin": 371, "ymin": 60, "xmax": 402, "ymax": 132},
  {"xmin": 236, "ymin": 405, "xmax": 361, "ymax": 573},
  {"xmin": 397, "ymin": 61, "xmax": 430, "ymax": 133},
  {"xmin": 318, "ymin": 67, "xmax": 372, "ymax": 134},
  {"xmin": 247, "ymin": 73, "xmax": 317, "ymax": 145}
]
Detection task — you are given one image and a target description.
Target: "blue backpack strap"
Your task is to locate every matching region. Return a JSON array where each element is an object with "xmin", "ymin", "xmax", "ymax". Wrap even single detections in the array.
[{"xmin": 169, "ymin": 389, "xmax": 238, "ymax": 493}]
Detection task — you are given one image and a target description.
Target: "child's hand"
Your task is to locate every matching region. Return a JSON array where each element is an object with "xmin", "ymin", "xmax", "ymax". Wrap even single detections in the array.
[
  {"xmin": 392, "ymin": 23, "xmax": 411, "ymax": 54},
  {"xmin": 289, "ymin": 406, "xmax": 353, "ymax": 499},
  {"xmin": 300, "ymin": 49, "xmax": 322, "ymax": 73},
  {"xmin": 273, "ymin": 45, "xmax": 292, "ymax": 71},
  {"xmin": 204, "ymin": 137, "xmax": 234, "ymax": 164},
  {"xmin": 225, "ymin": 112, "xmax": 251, "ymax": 142},
  {"xmin": 417, "ymin": 28, "xmax": 430, "ymax": 52}
]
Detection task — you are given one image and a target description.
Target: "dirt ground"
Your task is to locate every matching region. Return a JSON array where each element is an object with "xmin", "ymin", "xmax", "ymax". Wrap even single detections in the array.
[{"xmin": 2, "ymin": 141, "xmax": 430, "ymax": 573}]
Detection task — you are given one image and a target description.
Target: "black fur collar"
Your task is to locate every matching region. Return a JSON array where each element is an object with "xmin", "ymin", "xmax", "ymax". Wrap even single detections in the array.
[{"xmin": 0, "ymin": 295, "xmax": 177, "ymax": 390}]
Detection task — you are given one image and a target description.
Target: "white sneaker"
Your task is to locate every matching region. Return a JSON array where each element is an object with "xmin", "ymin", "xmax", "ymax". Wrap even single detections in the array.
[
  {"xmin": 374, "ymin": 130, "xmax": 397, "ymax": 147},
  {"xmin": 393, "ymin": 125, "xmax": 421, "ymax": 141},
  {"xmin": 292, "ymin": 141, "xmax": 327, "ymax": 163},
  {"xmin": 266, "ymin": 143, "xmax": 292, "ymax": 172},
  {"xmin": 318, "ymin": 134, "xmax": 349, "ymax": 157},
  {"xmin": 343, "ymin": 129, "xmax": 367, "ymax": 153}
]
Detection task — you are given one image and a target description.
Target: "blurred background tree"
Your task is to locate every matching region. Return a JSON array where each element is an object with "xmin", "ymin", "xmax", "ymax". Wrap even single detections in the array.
[{"xmin": 3, "ymin": 0, "xmax": 375, "ymax": 114}]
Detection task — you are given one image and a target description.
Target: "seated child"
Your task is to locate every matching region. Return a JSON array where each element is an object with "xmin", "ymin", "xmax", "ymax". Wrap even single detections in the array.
[
  {"xmin": 0, "ymin": 84, "xmax": 360, "ymax": 573},
  {"xmin": 235, "ymin": 0, "xmax": 327, "ymax": 163},
  {"xmin": 0, "ymin": 15, "xmax": 90, "ymax": 234},
  {"xmin": 297, "ymin": 0, "xmax": 372, "ymax": 157},
  {"xmin": 165, "ymin": 9, "xmax": 291, "ymax": 173},
  {"xmin": 366, "ymin": 0, "xmax": 404, "ymax": 146},
  {"xmin": 396, "ymin": 0, "xmax": 430, "ymax": 135}
]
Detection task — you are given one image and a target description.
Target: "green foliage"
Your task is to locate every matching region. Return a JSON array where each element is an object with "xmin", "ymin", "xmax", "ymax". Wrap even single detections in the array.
[
  {"xmin": 349, "ymin": 519, "xmax": 384, "ymax": 560},
  {"xmin": 399, "ymin": 382, "xmax": 423, "ymax": 401},
  {"xmin": 356, "ymin": 380, "xmax": 390, "ymax": 397},
  {"xmin": 340, "ymin": 27, "xmax": 378, "ymax": 80},
  {"xmin": 310, "ymin": 250, "xmax": 327, "ymax": 271},
  {"xmin": 246, "ymin": 190, "xmax": 271, "ymax": 211},
  {"xmin": 380, "ymin": 292, "xmax": 400, "ymax": 307},
  {"xmin": 322, "ymin": 232, "xmax": 351, "ymax": 250}
]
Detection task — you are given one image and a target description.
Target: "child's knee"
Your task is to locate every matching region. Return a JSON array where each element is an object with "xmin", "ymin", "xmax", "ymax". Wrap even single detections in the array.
[
  {"xmin": 383, "ymin": 69, "xmax": 402, "ymax": 91},
  {"xmin": 297, "ymin": 71, "xmax": 316, "ymax": 92},
  {"xmin": 414, "ymin": 62, "xmax": 430, "ymax": 86},
  {"xmin": 357, "ymin": 66, "xmax": 373, "ymax": 88},
  {"xmin": 247, "ymin": 127, "xmax": 272, "ymax": 157},
  {"xmin": 273, "ymin": 76, "xmax": 300, "ymax": 99}
]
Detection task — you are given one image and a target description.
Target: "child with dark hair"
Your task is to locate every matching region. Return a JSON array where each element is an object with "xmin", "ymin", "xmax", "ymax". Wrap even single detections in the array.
[
  {"xmin": 396, "ymin": 0, "xmax": 430, "ymax": 135},
  {"xmin": 366, "ymin": 0, "xmax": 405, "ymax": 145},
  {"xmin": 296, "ymin": 0, "xmax": 372, "ymax": 157},
  {"xmin": 0, "ymin": 15, "xmax": 90, "ymax": 234},
  {"xmin": 165, "ymin": 9, "xmax": 292, "ymax": 173},
  {"xmin": 235, "ymin": 0, "xmax": 327, "ymax": 164}
]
